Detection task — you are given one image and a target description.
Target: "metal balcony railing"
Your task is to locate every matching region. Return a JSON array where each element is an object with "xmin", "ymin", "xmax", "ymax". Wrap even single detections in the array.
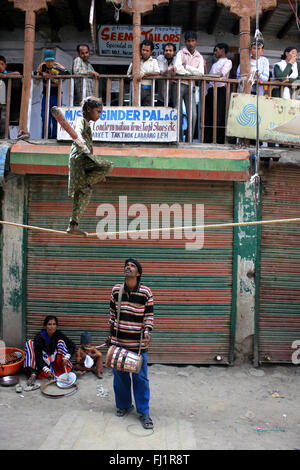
[
  {"xmin": 1, "ymin": 73, "xmax": 300, "ymax": 144},
  {"xmin": 0, "ymin": 74, "xmax": 23, "ymax": 139}
]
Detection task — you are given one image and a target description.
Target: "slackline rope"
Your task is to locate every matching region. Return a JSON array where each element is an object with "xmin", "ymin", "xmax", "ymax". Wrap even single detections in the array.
[{"xmin": 1, "ymin": 217, "xmax": 300, "ymax": 238}]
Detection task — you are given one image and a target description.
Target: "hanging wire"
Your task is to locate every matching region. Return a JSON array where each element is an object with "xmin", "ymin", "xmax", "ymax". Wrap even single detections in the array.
[
  {"xmin": 288, "ymin": 0, "xmax": 300, "ymax": 31},
  {"xmin": 250, "ymin": 0, "xmax": 263, "ymax": 207},
  {"xmin": 109, "ymin": 0, "xmax": 125, "ymax": 22},
  {"xmin": 255, "ymin": 0, "xmax": 261, "ymax": 175}
]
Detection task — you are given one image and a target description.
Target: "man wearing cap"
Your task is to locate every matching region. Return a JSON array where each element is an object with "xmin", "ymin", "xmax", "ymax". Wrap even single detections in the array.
[
  {"xmin": 35, "ymin": 49, "xmax": 69, "ymax": 138},
  {"xmin": 107, "ymin": 258, "xmax": 154, "ymax": 430}
]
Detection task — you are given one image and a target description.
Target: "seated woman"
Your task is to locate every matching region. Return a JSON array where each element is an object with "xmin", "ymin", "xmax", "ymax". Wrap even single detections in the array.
[
  {"xmin": 24, "ymin": 315, "xmax": 76, "ymax": 385},
  {"xmin": 272, "ymin": 47, "xmax": 300, "ymax": 99}
]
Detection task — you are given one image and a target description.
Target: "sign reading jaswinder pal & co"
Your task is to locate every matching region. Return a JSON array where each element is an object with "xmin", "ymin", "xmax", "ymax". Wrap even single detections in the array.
[{"xmin": 57, "ymin": 106, "xmax": 178, "ymax": 143}]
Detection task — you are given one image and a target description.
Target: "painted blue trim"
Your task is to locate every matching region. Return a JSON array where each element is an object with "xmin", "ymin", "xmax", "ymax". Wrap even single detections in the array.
[{"xmin": 0, "ymin": 145, "xmax": 10, "ymax": 186}]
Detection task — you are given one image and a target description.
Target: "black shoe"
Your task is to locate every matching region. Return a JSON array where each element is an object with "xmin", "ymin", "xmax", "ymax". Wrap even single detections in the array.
[
  {"xmin": 139, "ymin": 413, "xmax": 154, "ymax": 429},
  {"xmin": 116, "ymin": 405, "xmax": 134, "ymax": 417}
]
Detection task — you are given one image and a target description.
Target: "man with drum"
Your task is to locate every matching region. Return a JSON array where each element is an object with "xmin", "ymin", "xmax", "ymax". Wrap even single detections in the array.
[{"xmin": 107, "ymin": 258, "xmax": 154, "ymax": 430}]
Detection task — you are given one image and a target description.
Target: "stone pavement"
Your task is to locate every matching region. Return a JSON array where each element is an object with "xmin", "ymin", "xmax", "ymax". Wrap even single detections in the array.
[
  {"xmin": 39, "ymin": 409, "xmax": 197, "ymax": 450},
  {"xmin": 1, "ymin": 363, "xmax": 300, "ymax": 452}
]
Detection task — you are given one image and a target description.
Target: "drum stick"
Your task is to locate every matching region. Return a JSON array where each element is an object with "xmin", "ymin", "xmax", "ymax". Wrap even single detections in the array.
[
  {"xmin": 95, "ymin": 343, "xmax": 106, "ymax": 350},
  {"xmin": 51, "ymin": 106, "xmax": 91, "ymax": 154}
]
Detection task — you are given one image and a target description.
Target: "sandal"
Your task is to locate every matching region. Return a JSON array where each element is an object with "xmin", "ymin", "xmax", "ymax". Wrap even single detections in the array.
[
  {"xmin": 116, "ymin": 405, "xmax": 134, "ymax": 417},
  {"xmin": 23, "ymin": 383, "xmax": 40, "ymax": 392},
  {"xmin": 139, "ymin": 414, "xmax": 154, "ymax": 430},
  {"xmin": 15, "ymin": 384, "xmax": 23, "ymax": 393}
]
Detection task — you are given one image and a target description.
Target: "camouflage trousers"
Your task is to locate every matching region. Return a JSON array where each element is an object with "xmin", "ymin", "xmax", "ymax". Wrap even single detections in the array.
[{"xmin": 68, "ymin": 153, "xmax": 113, "ymax": 224}]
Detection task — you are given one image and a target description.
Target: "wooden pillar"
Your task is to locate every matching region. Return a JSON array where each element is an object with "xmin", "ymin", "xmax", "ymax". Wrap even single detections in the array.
[
  {"xmin": 217, "ymin": 0, "xmax": 277, "ymax": 94},
  {"xmin": 19, "ymin": 9, "xmax": 36, "ymax": 134},
  {"xmin": 239, "ymin": 16, "xmax": 251, "ymax": 94},
  {"xmin": 132, "ymin": 4, "xmax": 141, "ymax": 106},
  {"xmin": 115, "ymin": 0, "xmax": 169, "ymax": 106},
  {"xmin": 9, "ymin": 0, "xmax": 50, "ymax": 136}
]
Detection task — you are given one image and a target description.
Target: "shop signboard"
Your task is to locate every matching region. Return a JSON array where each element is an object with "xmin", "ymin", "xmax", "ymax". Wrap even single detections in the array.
[
  {"xmin": 98, "ymin": 25, "xmax": 181, "ymax": 58},
  {"xmin": 57, "ymin": 106, "xmax": 178, "ymax": 142},
  {"xmin": 226, "ymin": 93, "xmax": 300, "ymax": 144}
]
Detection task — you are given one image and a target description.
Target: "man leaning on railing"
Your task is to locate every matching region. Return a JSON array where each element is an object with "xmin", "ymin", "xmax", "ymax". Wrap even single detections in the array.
[
  {"xmin": 173, "ymin": 31, "xmax": 204, "ymax": 141},
  {"xmin": 0, "ymin": 55, "xmax": 20, "ymax": 139},
  {"xmin": 156, "ymin": 43, "xmax": 177, "ymax": 107},
  {"xmin": 127, "ymin": 39, "xmax": 160, "ymax": 106},
  {"xmin": 35, "ymin": 49, "xmax": 69, "ymax": 139},
  {"xmin": 73, "ymin": 44, "xmax": 100, "ymax": 106}
]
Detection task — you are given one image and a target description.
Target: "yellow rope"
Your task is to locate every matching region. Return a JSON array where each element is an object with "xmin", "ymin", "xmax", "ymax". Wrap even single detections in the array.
[
  {"xmin": 1, "ymin": 217, "xmax": 300, "ymax": 237},
  {"xmin": 0, "ymin": 220, "xmax": 67, "ymax": 235}
]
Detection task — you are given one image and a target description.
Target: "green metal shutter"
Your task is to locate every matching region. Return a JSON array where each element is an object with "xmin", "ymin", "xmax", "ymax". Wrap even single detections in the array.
[
  {"xmin": 26, "ymin": 174, "xmax": 234, "ymax": 364},
  {"xmin": 258, "ymin": 164, "xmax": 300, "ymax": 363}
]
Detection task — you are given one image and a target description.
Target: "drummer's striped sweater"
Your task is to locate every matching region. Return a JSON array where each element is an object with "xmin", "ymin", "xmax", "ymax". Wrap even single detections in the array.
[{"xmin": 109, "ymin": 283, "xmax": 154, "ymax": 353}]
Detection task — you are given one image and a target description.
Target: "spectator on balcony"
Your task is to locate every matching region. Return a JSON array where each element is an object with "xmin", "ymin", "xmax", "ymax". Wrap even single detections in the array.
[
  {"xmin": 204, "ymin": 43, "xmax": 232, "ymax": 144},
  {"xmin": 73, "ymin": 44, "xmax": 100, "ymax": 106},
  {"xmin": 35, "ymin": 49, "xmax": 69, "ymax": 139},
  {"xmin": 127, "ymin": 40, "xmax": 160, "ymax": 106},
  {"xmin": 0, "ymin": 55, "xmax": 20, "ymax": 138},
  {"xmin": 236, "ymin": 40, "xmax": 270, "ymax": 96},
  {"xmin": 272, "ymin": 47, "xmax": 300, "ymax": 99},
  {"xmin": 157, "ymin": 43, "xmax": 177, "ymax": 107},
  {"xmin": 173, "ymin": 31, "xmax": 204, "ymax": 141}
]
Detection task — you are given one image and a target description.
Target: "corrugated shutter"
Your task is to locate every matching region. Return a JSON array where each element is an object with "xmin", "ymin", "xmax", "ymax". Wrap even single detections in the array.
[
  {"xmin": 258, "ymin": 164, "xmax": 300, "ymax": 363},
  {"xmin": 26, "ymin": 174, "xmax": 234, "ymax": 364}
]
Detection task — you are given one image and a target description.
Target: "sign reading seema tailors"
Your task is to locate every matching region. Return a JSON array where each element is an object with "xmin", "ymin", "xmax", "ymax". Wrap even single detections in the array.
[
  {"xmin": 226, "ymin": 93, "xmax": 300, "ymax": 144},
  {"xmin": 56, "ymin": 106, "xmax": 178, "ymax": 142},
  {"xmin": 99, "ymin": 25, "xmax": 181, "ymax": 58}
]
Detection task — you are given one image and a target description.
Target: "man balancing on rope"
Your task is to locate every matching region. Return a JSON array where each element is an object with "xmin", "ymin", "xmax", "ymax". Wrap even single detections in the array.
[{"xmin": 67, "ymin": 96, "xmax": 113, "ymax": 236}]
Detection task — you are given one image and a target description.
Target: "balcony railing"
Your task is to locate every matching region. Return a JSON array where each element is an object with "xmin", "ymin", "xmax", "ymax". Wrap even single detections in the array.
[
  {"xmin": 0, "ymin": 73, "xmax": 23, "ymax": 139},
  {"xmin": 1, "ymin": 73, "xmax": 300, "ymax": 144}
]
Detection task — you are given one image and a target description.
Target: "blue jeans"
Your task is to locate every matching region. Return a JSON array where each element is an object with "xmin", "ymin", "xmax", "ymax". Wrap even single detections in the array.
[
  {"xmin": 112, "ymin": 352, "xmax": 150, "ymax": 415},
  {"xmin": 41, "ymin": 94, "xmax": 58, "ymax": 139}
]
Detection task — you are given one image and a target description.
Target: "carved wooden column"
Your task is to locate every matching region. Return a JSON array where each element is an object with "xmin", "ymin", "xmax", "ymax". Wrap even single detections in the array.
[
  {"xmin": 240, "ymin": 15, "xmax": 251, "ymax": 94},
  {"xmin": 217, "ymin": 0, "xmax": 277, "ymax": 93},
  {"xmin": 9, "ymin": 0, "xmax": 51, "ymax": 136},
  {"xmin": 111, "ymin": 0, "xmax": 169, "ymax": 106},
  {"xmin": 132, "ymin": 1, "xmax": 142, "ymax": 106}
]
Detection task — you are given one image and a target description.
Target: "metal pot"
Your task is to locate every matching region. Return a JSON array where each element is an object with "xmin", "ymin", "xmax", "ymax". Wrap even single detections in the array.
[{"xmin": 0, "ymin": 375, "xmax": 19, "ymax": 386}]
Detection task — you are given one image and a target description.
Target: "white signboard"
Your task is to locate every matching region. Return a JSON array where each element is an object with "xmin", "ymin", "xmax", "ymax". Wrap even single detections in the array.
[
  {"xmin": 57, "ymin": 106, "xmax": 178, "ymax": 142},
  {"xmin": 98, "ymin": 25, "xmax": 181, "ymax": 58}
]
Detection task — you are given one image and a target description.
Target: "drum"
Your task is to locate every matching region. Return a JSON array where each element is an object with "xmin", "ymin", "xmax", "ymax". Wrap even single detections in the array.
[{"xmin": 105, "ymin": 345, "xmax": 143, "ymax": 374}]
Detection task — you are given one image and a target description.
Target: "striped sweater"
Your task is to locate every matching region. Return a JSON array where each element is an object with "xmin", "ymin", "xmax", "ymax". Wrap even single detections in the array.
[{"xmin": 109, "ymin": 283, "xmax": 154, "ymax": 353}]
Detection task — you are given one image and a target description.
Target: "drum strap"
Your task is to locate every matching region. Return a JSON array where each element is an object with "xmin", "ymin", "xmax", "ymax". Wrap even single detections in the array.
[{"xmin": 116, "ymin": 283, "xmax": 144, "ymax": 356}]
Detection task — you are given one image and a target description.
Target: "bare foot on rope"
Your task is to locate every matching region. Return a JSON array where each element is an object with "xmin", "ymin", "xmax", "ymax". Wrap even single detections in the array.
[{"xmin": 66, "ymin": 220, "xmax": 88, "ymax": 237}]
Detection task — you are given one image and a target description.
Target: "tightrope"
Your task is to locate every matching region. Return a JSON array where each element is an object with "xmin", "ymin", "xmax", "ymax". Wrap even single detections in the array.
[{"xmin": 1, "ymin": 217, "xmax": 300, "ymax": 238}]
